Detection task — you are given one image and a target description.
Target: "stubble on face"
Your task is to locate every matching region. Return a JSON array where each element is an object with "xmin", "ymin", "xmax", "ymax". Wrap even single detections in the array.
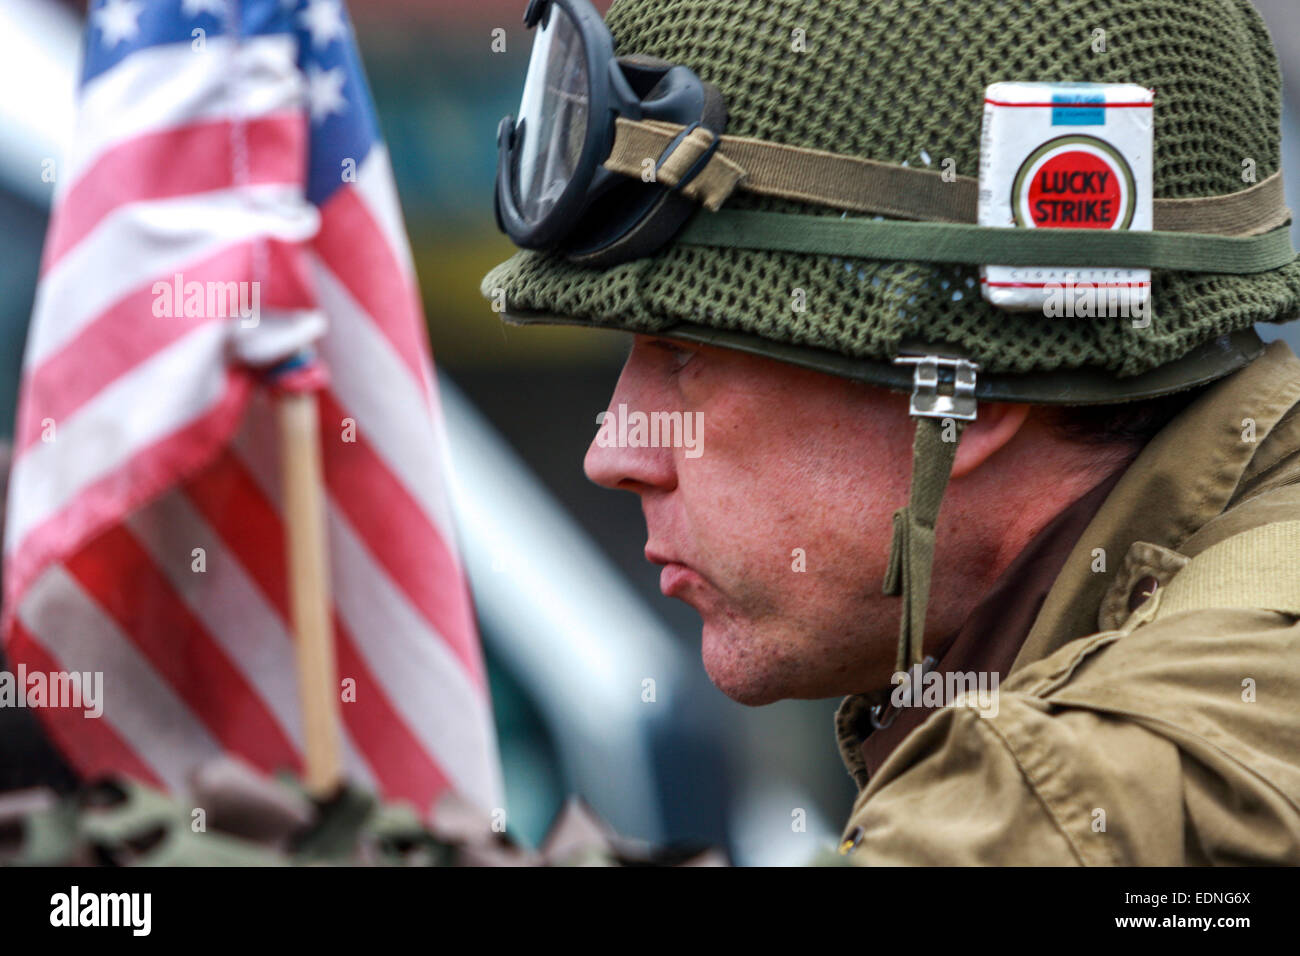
[{"xmin": 587, "ymin": 337, "xmax": 915, "ymax": 705}]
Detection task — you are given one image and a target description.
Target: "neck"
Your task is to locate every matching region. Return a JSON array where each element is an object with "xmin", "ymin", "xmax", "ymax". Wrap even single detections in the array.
[{"xmin": 929, "ymin": 442, "xmax": 1135, "ymax": 642}]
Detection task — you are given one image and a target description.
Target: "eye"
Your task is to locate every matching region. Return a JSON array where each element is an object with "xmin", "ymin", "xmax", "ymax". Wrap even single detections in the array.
[{"xmin": 648, "ymin": 339, "xmax": 697, "ymax": 373}]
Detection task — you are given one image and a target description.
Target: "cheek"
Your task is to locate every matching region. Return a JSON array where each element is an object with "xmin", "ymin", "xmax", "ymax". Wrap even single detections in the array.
[{"xmin": 677, "ymin": 397, "xmax": 905, "ymax": 596}]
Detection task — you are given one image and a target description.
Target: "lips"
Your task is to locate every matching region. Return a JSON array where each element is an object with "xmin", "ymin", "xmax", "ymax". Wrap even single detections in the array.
[
  {"xmin": 645, "ymin": 546, "xmax": 705, "ymax": 598},
  {"xmin": 660, "ymin": 562, "xmax": 707, "ymax": 597}
]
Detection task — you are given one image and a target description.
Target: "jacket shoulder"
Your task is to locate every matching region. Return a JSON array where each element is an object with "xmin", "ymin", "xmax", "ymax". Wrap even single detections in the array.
[
  {"xmin": 846, "ymin": 605, "xmax": 1300, "ymax": 865},
  {"xmin": 844, "ymin": 690, "xmax": 1183, "ymax": 865}
]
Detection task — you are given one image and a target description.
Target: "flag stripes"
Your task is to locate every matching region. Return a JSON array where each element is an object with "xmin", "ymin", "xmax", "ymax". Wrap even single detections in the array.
[{"xmin": 3, "ymin": 1, "xmax": 501, "ymax": 815}]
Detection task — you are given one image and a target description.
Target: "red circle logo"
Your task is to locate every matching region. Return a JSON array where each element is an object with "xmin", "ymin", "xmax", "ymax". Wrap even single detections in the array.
[{"xmin": 1025, "ymin": 150, "xmax": 1124, "ymax": 229}]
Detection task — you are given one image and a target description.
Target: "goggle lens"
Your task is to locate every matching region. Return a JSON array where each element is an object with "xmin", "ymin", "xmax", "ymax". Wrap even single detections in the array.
[{"xmin": 512, "ymin": 4, "xmax": 590, "ymax": 226}]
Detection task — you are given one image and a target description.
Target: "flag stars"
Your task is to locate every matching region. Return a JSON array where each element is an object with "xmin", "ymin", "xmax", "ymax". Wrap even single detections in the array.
[
  {"xmin": 299, "ymin": 0, "xmax": 347, "ymax": 50},
  {"xmin": 306, "ymin": 64, "xmax": 347, "ymax": 123},
  {"xmin": 93, "ymin": 0, "xmax": 144, "ymax": 48},
  {"xmin": 181, "ymin": 0, "xmax": 228, "ymax": 19}
]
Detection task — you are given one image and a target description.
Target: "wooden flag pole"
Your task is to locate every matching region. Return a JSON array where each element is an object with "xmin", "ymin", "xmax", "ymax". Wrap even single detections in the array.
[{"xmin": 279, "ymin": 388, "xmax": 343, "ymax": 796}]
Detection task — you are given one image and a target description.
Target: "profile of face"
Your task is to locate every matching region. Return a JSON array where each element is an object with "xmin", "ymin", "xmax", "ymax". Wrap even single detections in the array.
[
  {"xmin": 584, "ymin": 336, "xmax": 923, "ymax": 705},
  {"xmin": 584, "ymin": 336, "xmax": 1078, "ymax": 706}
]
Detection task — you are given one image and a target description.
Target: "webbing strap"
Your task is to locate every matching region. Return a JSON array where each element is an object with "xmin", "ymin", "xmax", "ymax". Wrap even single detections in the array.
[
  {"xmin": 607, "ymin": 118, "xmax": 746, "ymax": 212},
  {"xmin": 1155, "ymin": 175, "xmax": 1292, "ymax": 236},
  {"xmin": 1153, "ymin": 521, "xmax": 1300, "ymax": 620},
  {"xmin": 606, "ymin": 118, "xmax": 1294, "ymax": 237},
  {"xmin": 882, "ymin": 417, "xmax": 965, "ymax": 672},
  {"xmin": 677, "ymin": 211, "xmax": 1297, "ymax": 274}
]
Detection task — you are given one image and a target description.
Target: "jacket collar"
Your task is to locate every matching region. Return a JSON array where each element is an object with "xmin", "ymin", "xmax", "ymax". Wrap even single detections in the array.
[
  {"xmin": 1012, "ymin": 340, "xmax": 1300, "ymax": 671},
  {"xmin": 835, "ymin": 341, "xmax": 1300, "ymax": 788}
]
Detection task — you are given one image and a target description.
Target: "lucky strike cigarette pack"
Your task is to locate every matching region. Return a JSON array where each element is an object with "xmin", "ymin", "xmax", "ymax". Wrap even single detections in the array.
[{"xmin": 977, "ymin": 81, "xmax": 1155, "ymax": 312}]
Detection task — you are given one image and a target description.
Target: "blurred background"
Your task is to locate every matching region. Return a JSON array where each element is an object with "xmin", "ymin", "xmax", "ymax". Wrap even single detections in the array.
[{"xmin": 1, "ymin": 0, "xmax": 1298, "ymax": 865}]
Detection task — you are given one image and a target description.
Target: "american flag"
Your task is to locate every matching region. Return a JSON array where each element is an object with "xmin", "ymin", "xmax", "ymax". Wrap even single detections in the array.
[{"xmin": 2, "ymin": 0, "xmax": 502, "ymax": 815}]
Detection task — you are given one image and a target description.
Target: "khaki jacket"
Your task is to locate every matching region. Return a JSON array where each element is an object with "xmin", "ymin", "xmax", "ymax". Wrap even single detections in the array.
[{"xmin": 837, "ymin": 340, "xmax": 1300, "ymax": 865}]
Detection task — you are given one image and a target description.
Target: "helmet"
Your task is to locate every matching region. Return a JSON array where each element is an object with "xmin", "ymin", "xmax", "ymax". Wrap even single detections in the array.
[{"xmin": 482, "ymin": 0, "xmax": 1299, "ymax": 673}]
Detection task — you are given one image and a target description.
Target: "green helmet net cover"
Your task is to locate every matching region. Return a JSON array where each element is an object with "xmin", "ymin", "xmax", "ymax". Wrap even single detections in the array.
[{"xmin": 483, "ymin": 0, "xmax": 1300, "ymax": 379}]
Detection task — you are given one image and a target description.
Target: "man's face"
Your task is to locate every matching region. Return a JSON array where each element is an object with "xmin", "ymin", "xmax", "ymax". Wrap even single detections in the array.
[{"xmin": 584, "ymin": 335, "xmax": 916, "ymax": 705}]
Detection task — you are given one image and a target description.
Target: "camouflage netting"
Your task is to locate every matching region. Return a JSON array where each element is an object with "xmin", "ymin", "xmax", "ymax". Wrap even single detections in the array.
[{"xmin": 483, "ymin": 0, "xmax": 1300, "ymax": 377}]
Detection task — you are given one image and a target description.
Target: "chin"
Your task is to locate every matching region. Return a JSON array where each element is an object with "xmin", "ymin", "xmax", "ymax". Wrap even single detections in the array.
[{"xmin": 699, "ymin": 619, "xmax": 789, "ymax": 707}]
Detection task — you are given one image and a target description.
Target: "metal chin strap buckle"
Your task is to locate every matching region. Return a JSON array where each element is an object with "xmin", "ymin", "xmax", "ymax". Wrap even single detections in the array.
[
  {"xmin": 894, "ymin": 355, "xmax": 979, "ymax": 421},
  {"xmin": 868, "ymin": 656, "xmax": 938, "ymax": 731},
  {"xmin": 867, "ymin": 702, "xmax": 897, "ymax": 731}
]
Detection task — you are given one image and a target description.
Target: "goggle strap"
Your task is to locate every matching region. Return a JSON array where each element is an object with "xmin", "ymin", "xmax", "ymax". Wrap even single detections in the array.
[
  {"xmin": 1157, "ymin": 172, "xmax": 1290, "ymax": 236},
  {"xmin": 605, "ymin": 118, "xmax": 1293, "ymax": 238},
  {"xmin": 606, "ymin": 118, "xmax": 744, "ymax": 211}
]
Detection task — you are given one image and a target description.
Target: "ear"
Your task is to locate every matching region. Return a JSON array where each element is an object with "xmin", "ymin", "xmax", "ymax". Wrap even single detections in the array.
[{"xmin": 950, "ymin": 403, "xmax": 1032, "ymax": 479}]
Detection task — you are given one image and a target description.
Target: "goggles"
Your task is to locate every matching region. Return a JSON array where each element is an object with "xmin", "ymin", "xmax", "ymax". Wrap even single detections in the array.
[{"xmin": 495, "ymin": 0, "xmax": 726, "ymax": 266}]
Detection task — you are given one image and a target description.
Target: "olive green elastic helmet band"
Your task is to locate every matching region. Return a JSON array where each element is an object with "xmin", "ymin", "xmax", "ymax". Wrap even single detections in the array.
[{"xmin": 483, "ymin": 0, "xmax": 1300, "ymax": 680}]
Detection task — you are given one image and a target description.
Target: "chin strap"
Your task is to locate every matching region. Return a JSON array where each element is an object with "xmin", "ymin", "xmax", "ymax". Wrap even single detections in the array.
[{"xmin": 881, "ymin": 356, "xmax": 976, "ymax": 673}]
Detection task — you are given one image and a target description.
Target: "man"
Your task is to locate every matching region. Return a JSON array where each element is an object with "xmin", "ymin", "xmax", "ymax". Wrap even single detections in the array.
[{"xmin": 485, "ymin": 0, "xmax": 1300, "ymax": 863}]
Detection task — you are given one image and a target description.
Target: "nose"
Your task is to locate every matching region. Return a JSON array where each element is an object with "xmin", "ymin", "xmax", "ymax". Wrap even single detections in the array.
[{"xmin": 583, "ymin": 341, "xmax": 678, "ymax": 494}]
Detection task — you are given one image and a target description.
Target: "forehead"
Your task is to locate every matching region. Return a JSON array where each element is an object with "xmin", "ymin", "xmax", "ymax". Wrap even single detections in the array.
[{"xmin": 629, "ymin": 326, "xmax": 910, "ymax": 393}]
